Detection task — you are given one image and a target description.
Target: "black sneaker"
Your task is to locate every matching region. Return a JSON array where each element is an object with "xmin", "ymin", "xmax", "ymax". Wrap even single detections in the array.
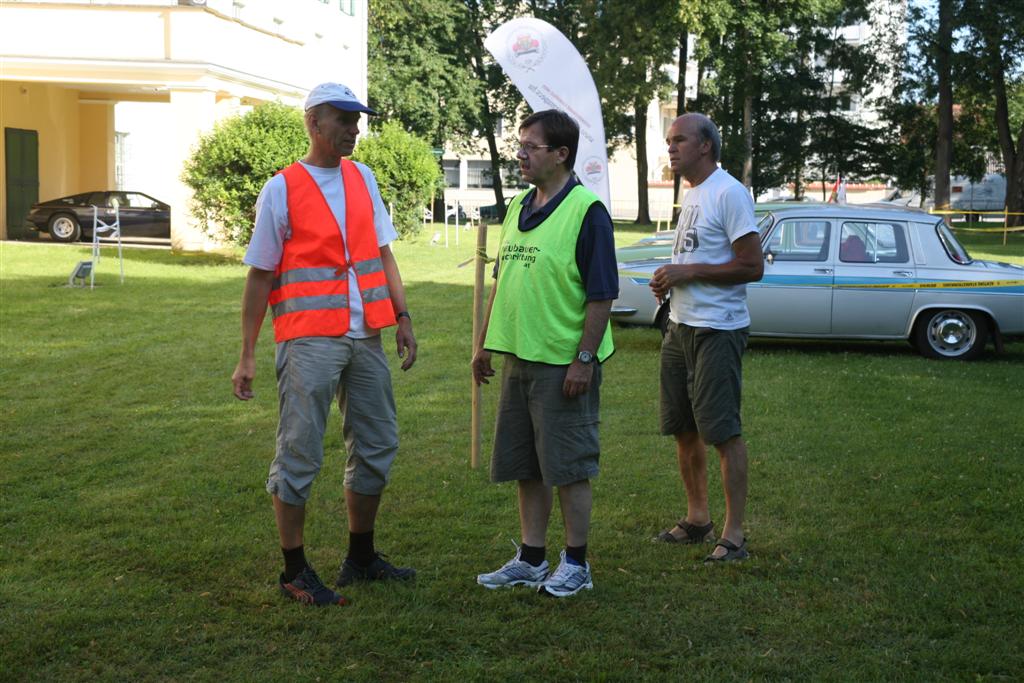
[
  {"xmin": 279, "ymin": 567, "xmax": 349, "ymax": 606},
  {"xmin": 336, "ymin": 553, "xmax": 416, "ymax": 586}
]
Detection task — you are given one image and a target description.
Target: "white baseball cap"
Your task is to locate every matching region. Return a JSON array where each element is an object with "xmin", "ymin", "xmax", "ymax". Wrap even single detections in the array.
[{"xmin": 304, "ymin": 82, "xmax": 377, "ymax": 115}]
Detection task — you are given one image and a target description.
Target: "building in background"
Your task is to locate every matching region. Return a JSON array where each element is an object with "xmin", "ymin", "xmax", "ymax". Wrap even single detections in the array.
[{"xmin": 1, "ymin": 0, "xmax": 368, "ymax": 249}]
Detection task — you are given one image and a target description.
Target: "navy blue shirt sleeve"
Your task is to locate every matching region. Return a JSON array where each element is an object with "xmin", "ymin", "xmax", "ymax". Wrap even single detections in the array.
[{"xmin": 576, "ymin": 201, "xmax": 619, "ymax": 301}]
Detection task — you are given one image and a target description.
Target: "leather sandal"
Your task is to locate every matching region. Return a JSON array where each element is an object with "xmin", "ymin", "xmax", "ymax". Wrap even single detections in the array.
[
  {"xmin": 703, "ymin": 537, "xmax": 749, "ymax": 563},
  {"xmin": 654, "ymin": 519, "xmax": 715, "ymax": 544}
]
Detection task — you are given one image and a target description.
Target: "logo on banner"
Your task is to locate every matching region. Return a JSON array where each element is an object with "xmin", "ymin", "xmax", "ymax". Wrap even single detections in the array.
[
  {"xmin": 582, "ymin": 156, "xmax": 605, "ymax": 184},
  {"xmin": 507, "ymin": 29, "xmax": 545, "ymax": 71}
]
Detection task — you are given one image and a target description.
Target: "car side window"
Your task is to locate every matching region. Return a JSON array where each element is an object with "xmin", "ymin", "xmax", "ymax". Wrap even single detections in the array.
[
  {"xmin": 765, "ymin": 220, "xmax": 830, "ymax": 261},
  {"xmin": 106, "ymin": 192, "xmax": 129, "ymax": 208},
  {"xmin": 124, "ymin": 193, "xmax": 155, "ymax": 209},
  {"xmin": 840, "ymin": 222, "xmax": 909, "ymax": 264},
  {"xmin": 87, "ymin": 192, "xmax": 105, "ymax": 207}
]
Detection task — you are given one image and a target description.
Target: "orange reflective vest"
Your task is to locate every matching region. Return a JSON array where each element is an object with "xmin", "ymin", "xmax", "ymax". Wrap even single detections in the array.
[{"xmin": 268, "ymin": 159, "xmax": 397, "ymax": 343}]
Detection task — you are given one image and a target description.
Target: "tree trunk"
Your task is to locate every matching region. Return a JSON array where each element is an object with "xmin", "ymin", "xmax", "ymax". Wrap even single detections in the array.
[
  {"xmin": 742, "ymin": 91, "xmax": 753, "ymax": 189},
  {"xmin": 982, "ymin": 17, "xmax": 1023, "ymax": 226},
  {"xmin": 821, "ymin": 148, "xmax": 830, "ymax": 202},
  {"xmin": 483, "ymin": 120, "xmax": 506, "ymax": 220},
  {"xmin": 822, "ymin": 30, "xmax": 840, "ymax": 203},
  {"xmin": 792, "ymin": 47, "xmax": 809, "ymax": 200},
  {"xmin": 468, "ymin": 17, "xmax": 507, "ymax": 220},
  {"xmin": 1009, "ymin": 131, "xmax": 1024, "ymax": 227},
  {"xmin": 695, "ymin": 55, "xmax": 704, "ymax": 112},
  {"xmin": 934, "ymin": 0, "xmax": 954, "ymax": 212},
  {"xmin": 634, "ymin": 97, "xmax": 651, "ymax": 225},
  {"xmin": 672, "ymin": 30, "xmax": 688, "ymax": 222},
  {"xmin": 793, "ymin": 108, "xmax": 805, "ymax": 199}
]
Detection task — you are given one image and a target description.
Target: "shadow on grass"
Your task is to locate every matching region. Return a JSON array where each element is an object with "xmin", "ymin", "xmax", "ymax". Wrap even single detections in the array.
[
  {"xmin": 613, "ymin": 220, "xmax": 661, "ymax": 240},
  {"xmin": 750, "ymin": 336, "xmax": 1024, "ymax": 362},
  {"xmin": 615, "ymin": 323, "xmax": 1024, "ymax": 362},
  {"xmin": 114, "ymin": 248, "xmax": 242, "ymax": 268},
  {"xmin": 10, "ymin": 240, "xmax": 244, "ymax": 268}
]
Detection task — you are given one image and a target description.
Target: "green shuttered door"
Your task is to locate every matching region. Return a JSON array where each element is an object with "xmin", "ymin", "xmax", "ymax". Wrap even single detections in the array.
[{"xmin": 5, "ymin": 128, "xmax": 40, "ymax": 239}]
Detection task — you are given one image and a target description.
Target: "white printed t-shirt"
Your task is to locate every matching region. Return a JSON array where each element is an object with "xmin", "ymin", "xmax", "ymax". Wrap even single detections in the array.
[
  {"xmin": 244, "ymin": 160, "xmax": 398, "ymax": 339},
  {"xmin": 669, "ymin": 167, "xmax": 758, "ymax": 330}
]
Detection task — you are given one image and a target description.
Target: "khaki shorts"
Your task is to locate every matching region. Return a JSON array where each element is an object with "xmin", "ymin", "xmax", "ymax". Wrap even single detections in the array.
[
  {"xmin": 491, "ymin": 356, "xmax": 602, "ymax": 487},
  {"xmin": 267, "ymin": 335, "xmax": 397, "ymax": 504},
  {"xmin": 659, "ymin": 322, "xmax": 748, "ymax": 445}
]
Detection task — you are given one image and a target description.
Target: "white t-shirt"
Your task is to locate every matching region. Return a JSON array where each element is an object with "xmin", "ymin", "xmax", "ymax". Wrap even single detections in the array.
[
  {"xmin": 669, "ymin": 168, "xmax": 758, "ymax": 330},
  {"xmin": 244, "ymin": 160, "xmax": 398, "ymax": 339}
]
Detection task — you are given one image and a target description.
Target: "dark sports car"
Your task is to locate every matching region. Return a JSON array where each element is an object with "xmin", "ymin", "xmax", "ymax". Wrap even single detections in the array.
[{"xmin": 25, "ymin": 191, "xmax": 170, "ymax": 242}]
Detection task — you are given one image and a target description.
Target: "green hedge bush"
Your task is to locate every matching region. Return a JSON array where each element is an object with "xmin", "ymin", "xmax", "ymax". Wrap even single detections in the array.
[
  {"xmin": 183, "ymin": 104, "xmax": 440, "ymax": 245},
  {"xmin": 182, "ymin": 102, "xmax": 307, "ymax": 246}
]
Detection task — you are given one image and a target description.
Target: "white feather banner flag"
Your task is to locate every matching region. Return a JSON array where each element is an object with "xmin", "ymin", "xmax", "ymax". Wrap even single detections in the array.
[{"xmin": 484, "ymin": 17, "xmax": 610, "ymax": 210}]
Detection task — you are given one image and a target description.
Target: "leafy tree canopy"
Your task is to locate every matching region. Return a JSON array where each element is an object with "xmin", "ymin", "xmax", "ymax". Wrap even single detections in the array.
[
  {"xmin": 352, "ymin": 120, "xmax": 442, "ymax": 239},
  {"xmin": 367, "ymin": 0, "xmax": 481, "ymax": 150}
]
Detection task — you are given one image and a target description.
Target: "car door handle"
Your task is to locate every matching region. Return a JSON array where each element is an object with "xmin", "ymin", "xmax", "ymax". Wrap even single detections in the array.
[
  {"xmin": 892, "ymin": 270, "xmax": 914, "ymax": 277},
  {"xmin": 813, "ymin": 268, "xmax": 833, "ymax": 274}
]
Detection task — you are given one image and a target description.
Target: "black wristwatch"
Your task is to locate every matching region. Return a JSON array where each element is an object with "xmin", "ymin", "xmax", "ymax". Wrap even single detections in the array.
[
  {"xmin": 576, "ymin": 350, "xmax": 595, "ymax": 365},
  {"xmin": 396, "ymin": 311, "xmax": 411, "ymax": 321}
]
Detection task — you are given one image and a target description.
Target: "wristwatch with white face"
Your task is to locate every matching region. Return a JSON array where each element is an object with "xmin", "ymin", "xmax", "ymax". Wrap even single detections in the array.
[{"xmin": 576, "ymin": 350, "xmax": 595, "ymax": 365}]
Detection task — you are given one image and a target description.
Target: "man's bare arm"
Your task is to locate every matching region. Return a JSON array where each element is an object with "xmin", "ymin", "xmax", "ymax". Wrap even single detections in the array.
[
  {"xmin": 649, "ymin": 232, "xmax": 764, "ymax": 299},
  {"xmin": 232, "ymin": 267, "xmax": 276, "ymax": 400}
]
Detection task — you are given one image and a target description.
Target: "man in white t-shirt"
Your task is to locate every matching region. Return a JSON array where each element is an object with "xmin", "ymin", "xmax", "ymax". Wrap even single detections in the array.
[
  {"xmin": 648, "ymin": 113, "xmax": 764, "ymax": 562},
  {"xmin": 231, "ymin": 83, "xmax": 418, "ymax": 606}
]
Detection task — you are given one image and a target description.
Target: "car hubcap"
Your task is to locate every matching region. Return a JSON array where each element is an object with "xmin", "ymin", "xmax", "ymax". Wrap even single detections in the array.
[
  {"xmin": 52, "ymin": 217, "xmax": 75, "ymax": 239},
  {"xmin": 927, "ymin": 311, "xmax": 975, "ymax": 357}
]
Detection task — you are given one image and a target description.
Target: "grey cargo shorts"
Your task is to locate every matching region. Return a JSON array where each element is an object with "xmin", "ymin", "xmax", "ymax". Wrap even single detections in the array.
[{"xmin": 267, "ymin": 335, "xmax": 398, "ymax": 504}]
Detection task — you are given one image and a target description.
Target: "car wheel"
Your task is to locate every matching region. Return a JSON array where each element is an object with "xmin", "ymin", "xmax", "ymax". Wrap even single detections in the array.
[
  {"xmin": 48, "ymin": 214, "xmax": 81, "ymax": 242},
  {"xmin": 913, "ymin": 309, "xmax": 988, "ymax": 360},
  {"xmin": 655, "ymin": 302, "xmax": 671, "ymax": 336}
]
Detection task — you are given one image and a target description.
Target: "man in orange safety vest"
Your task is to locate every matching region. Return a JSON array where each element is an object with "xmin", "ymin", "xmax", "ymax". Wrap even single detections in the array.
[{"xmin": 232, "ymin": 83, "xmax": 418, "ymax": 607}]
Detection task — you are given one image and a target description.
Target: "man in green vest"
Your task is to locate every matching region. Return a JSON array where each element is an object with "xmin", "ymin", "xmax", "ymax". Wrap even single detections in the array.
[{"xmin": 471, "ymin": 109, "xmax": 617, "ymax": 598}]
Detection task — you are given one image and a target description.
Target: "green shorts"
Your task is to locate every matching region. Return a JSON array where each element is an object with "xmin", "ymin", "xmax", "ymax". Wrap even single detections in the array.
[
  {"xmin": 267, "ymin": 335, "xmax": 398, "ymax": 504},
  {"xmin": 491, "ymin": 356, "xmax": 602, "ymax": 487},
  {"xmin": 659, "ymin": 322, "xmax": 748, "ymax": 445}
]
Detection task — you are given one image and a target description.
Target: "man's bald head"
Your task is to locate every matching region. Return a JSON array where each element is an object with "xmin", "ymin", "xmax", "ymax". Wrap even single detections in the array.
[{"xmin": 677, "ymin": 113, "xmax": 721, "ymax": 162}]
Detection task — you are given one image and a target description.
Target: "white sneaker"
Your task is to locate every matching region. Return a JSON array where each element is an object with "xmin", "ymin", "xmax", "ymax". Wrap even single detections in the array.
[
  {"xmin": 477, "ymin": 547, "xmax": 549, "ymax": 589},
  {"xmin": 537, "ymin": 550, "xmax": 593, "ymax": 597}
]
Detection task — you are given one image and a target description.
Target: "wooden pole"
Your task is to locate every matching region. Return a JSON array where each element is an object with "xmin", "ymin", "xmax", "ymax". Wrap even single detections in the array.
[{"xmin": 470, "ymin": 220, "xmax": 488, "ymax": 469}]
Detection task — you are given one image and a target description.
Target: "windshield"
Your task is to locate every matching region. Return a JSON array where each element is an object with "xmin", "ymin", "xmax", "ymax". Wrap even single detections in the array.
[{"xmin": 936, "ymin": 223, "xmax": 972, "ymax": 264}]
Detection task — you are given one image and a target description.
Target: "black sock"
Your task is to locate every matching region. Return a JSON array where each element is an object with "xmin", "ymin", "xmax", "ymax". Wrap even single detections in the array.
[
  {"xmin": 347, "ymin": 530, "xmax": 375, "ymax": 566},
  {"xmin": 565, "ymin": 544, "xmax": 587, "ymax": 566},
  {"xmin": 282, "ymin": 545, "xmax": 308, "ymax": 581},
  {"xmin": 519, "ymin": 543, "xmax": 546, "ymax": 567}
]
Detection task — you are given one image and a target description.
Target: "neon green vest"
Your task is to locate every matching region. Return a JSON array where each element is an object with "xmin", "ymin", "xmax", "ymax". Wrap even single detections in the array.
[{"xmin": 485, "ymin": 184, "xmax": 614, "ymax": 365}]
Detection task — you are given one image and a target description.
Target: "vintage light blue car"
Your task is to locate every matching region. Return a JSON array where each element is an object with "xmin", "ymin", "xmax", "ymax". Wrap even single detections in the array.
[{"xmin": 612, "ymin": 205, "xmax": 1024, "ymax": 360}]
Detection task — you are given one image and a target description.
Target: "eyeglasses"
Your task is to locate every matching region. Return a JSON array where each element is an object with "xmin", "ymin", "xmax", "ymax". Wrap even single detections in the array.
[{"xmin": 517, "ymin": 142, "xmax": 558, "ymax": 154}]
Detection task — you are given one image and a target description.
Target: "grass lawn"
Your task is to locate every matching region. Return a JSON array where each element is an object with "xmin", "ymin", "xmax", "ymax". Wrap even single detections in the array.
[{"xmin": 2, "ymin": 224, "xmax": 1023, "ymax": 681}]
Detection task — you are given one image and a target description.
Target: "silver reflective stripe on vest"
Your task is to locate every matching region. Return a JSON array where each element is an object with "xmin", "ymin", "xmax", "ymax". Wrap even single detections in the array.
[
  {"xmin": 360, "ymin": 285, "xmax": 391, "ymax": 303},
  {"xmin": 271, "ymin": 294, "xmax": 349, "ymax": 318},
  {"xmin": 354, "ymin": 258, "xmax": 384, "ymax": 276},
  {"xmin": 274, "ymin": 266, "xmax": 346, "ymax": 289}
]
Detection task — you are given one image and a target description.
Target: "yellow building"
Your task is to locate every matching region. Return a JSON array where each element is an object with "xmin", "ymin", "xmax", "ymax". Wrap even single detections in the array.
[{"xmin": 0, "ymin": 0, "xmax": 368, "ymax": 248}]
